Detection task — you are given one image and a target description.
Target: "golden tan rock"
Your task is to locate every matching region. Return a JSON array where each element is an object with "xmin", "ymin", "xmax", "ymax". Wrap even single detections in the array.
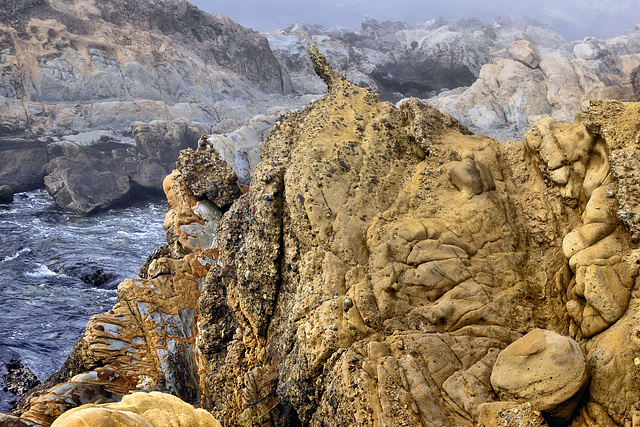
[
  {"xmin": 51, "ymin": 391, "xmax": 220, "ymax": 427},
  {"xmin": 491, "ymin": 329, "xmax": 587, "ymax": 423},
  {"xmin": 10, "ymin": 47, "xmax": 640, "ymax": 427}
]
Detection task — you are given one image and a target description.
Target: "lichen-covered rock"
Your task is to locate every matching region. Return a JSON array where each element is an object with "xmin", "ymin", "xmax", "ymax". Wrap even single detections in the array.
[
  {"xmin": 50, "ymin": 391, "xmax": 221, "ymax": 427},
  {"xmin": 176, "ymin": 148, "xmax": 241, "ymax": 210},
  {"xmin": 491, "ymin": 329, "xmax": 588, "ymax": 423}
]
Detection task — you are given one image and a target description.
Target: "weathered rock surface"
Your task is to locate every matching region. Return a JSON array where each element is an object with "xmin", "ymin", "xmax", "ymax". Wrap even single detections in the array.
[
  {"xmin": 429, "ymin": 28, "xmax": 640, "ymax": 134},
  {"xmin": 0, "ymin": 0, "xmax": 285, "ymax": 110},
  {"xmin": 8, "ymin": 49, "xmax": 640, "ymax": 427},
  {"xmin": 50, "ymin": 391, "xmax": 221, "ymax": 427},
  {"xmin": 10, "ymin": 154, "xmax": 228, "ymax": 425},
  {"xmin": 491, "ymin": 329, "xmax": 588, "ymax": 423},
  {"xmin": 132, "ymin": 119, "xmax": 209, "ymax": 176},
  {"xmin": 0, "ymin": 137, "xmax": 48, "ymax": 192},
  {"xmin": 44, "ymin": 144, "xmax": 131, "ymax": 214},
  {"xmin": 0, "ymin": 0, "xmax": 297, "ymax": 203},
  {"xmin": 267, "ymin": 16, "xmax": 566, "ymax": 100}
]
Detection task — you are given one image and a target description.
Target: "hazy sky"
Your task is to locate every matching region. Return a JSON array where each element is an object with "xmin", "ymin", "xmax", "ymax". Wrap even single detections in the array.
[{"xmin": 189, "ymin": 0, "xmax": 639, "ymax": 41}]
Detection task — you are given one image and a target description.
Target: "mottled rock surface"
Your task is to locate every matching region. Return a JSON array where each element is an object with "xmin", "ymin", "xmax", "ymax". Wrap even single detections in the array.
[
  {"xmin": 51, "ymin": 391, "xmax": 221, "ymax": 427},
  {"xmin": 7, "ymin": 48, "xmax": 640, "ymax": 427},
  {"xmin": 0, "ymin": 137, "xmax": 48, "ymax": 192}
]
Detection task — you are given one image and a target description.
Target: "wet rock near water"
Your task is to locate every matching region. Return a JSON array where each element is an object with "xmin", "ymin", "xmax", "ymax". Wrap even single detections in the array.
[
  {"xmin": 0, "ymin": 137, "xmax": 48, "ymax": 193},
  {"xmin": 0, "ymin": 185, "xmax": 14, "ymax": 203},
  {"xmin": 1, "ymin": 359, "xmax": 40, "ymax": 411}
]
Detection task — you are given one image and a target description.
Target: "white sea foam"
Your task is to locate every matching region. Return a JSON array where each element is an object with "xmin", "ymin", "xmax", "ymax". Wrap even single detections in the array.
[
  {"xmin": 2, "ymin": 247, "xmax": 31, "ymax": 262},
  {"xmin": 24, "ymin": 264, "xmax": 60, "ymax": 278}
]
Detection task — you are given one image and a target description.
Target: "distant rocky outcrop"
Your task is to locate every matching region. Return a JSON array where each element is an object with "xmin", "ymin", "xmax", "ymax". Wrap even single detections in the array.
[
  {"xmin": 266, "ymin": 17, "xmax": 640, "ymax": 139},
  {"xmin": 428, "ymin": 30, "xmax": 640, "ymax": 135},
  {"xmin": 7, "ymin": 48, "xmax": 640, "ymax": 427},
  {"xmin": 266, "ymin": 16, "xmax": 566, "ymax": 100}
]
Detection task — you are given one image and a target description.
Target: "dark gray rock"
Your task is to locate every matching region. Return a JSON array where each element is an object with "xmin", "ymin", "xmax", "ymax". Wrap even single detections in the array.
[
  {"xmin": 124, "ymin": 156, "xmax": 169, "ymax": 194},
  {"xmin": 132, "ymin": 119, "xmax": 205, "ymax": 173},
  {"xmin": 0, "ymin": 184, "xmax": 13, "ymax": 203},
  {"xmin": 44, "ymin": 147, "xmax": 130, "ymax": 214},
  {"xmin": 0, "ymin": 138, "xmax": 48, "ymax": 192}
]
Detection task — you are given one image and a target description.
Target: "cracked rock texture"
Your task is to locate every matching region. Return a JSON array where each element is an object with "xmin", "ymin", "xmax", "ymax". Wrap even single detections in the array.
[{"xmin": 7, "ymin": 48, "xmax": 640, "ymax": 427}]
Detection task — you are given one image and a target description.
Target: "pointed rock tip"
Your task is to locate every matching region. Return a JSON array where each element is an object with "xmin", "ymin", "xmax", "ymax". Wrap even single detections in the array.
[{"xmin": 309, "ymin": 45, "xmax": 344, "ymax": 89}]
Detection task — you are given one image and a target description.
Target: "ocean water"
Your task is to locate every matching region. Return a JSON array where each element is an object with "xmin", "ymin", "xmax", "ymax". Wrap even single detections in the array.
[{"xmin": 0, "ymin": 190, "xmax": 166, "ymax": 410}]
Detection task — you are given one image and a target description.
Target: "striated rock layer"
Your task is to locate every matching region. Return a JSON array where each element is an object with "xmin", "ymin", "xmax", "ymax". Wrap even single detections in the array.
[{"xmin": 6, "ymin": 48, "xmax": 640, "ymax": 427}]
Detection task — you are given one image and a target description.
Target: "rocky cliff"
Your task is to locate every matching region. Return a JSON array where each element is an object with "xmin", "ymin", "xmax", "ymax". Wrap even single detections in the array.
[
  {"xmin": 0, "ymin": 0, "xmax": 294, "ymax": 210},
  {"xmin": 5, "ymin": 47, "xmax": 640, "ymax": 427},
  {"xmin": 266, "ymin": 17, "xmax": 640, "ymax": 140},
  {"xmin": 266, "ymin": 16, "xmax": 567, "ymax": 100},
  {"xmin": 429, "ymin": 31, "xmax": 640, "ymax": 136}
]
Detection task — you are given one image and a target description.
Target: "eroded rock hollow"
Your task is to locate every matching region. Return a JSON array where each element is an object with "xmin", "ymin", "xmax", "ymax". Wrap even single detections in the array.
[{"xmin": 6, "ymin": 47, "xmax": 640, "ymax": 427}]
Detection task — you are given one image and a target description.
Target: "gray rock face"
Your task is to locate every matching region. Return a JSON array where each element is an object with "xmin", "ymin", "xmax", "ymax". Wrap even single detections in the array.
[
  {"xmin": 267, "ymin": 16, "xmax": 566, "ymax": 99},
  {"xmin": 0, "ymin": 0, "xmax": 288, "ymax": 137},
  {"xmin": 0, "ymin": 138, "xmax": 48, "ymax": 192},
  {"xmin": 44, "ymin": 146, "xmax": 131, "ymax": 214},
  {"xmin": 133, "ymin": 119, "xmax": 206, "ymax": 174}
]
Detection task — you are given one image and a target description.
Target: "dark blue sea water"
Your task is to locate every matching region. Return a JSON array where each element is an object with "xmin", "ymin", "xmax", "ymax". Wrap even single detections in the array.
[{"xmin": 0, "ymin": 190, "xmax": 166, "ymax": 411}]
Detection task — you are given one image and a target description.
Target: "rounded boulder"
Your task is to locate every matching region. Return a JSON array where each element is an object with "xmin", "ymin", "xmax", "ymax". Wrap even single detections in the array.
[{"xmin": 490, "ymin": 329, "xmax": 588, "ymax": 423}]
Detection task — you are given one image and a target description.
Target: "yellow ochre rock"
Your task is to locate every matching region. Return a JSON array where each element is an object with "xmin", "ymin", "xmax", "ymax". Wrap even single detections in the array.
[{"xmin": 51, "ymin": 391, "xmax": 221, "ymax": 427}]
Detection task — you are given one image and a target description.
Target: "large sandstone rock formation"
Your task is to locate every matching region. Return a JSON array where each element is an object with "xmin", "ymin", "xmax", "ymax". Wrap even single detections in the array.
[
  {"xmin": 0, "ymin": 0, "xmax": 298, "ymax": 200},
  {"xmin": 5, "ymin": 48, "xmax": 640, "ymax": 427},
  {"xmin": 0, "ymin": 0, "xmax": 285, "ymax": 119}
]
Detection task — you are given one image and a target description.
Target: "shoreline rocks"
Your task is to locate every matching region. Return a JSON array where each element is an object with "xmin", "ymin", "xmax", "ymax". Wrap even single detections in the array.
[{"xmin": 0, "ymin": 184, "xmax": 14, "ymax": 203}]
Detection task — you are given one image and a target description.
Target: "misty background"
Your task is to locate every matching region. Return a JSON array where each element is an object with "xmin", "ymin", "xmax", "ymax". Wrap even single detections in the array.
[{"xmin": 189, "ymin": 0, "xmax": 639, "ymax": 41}]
